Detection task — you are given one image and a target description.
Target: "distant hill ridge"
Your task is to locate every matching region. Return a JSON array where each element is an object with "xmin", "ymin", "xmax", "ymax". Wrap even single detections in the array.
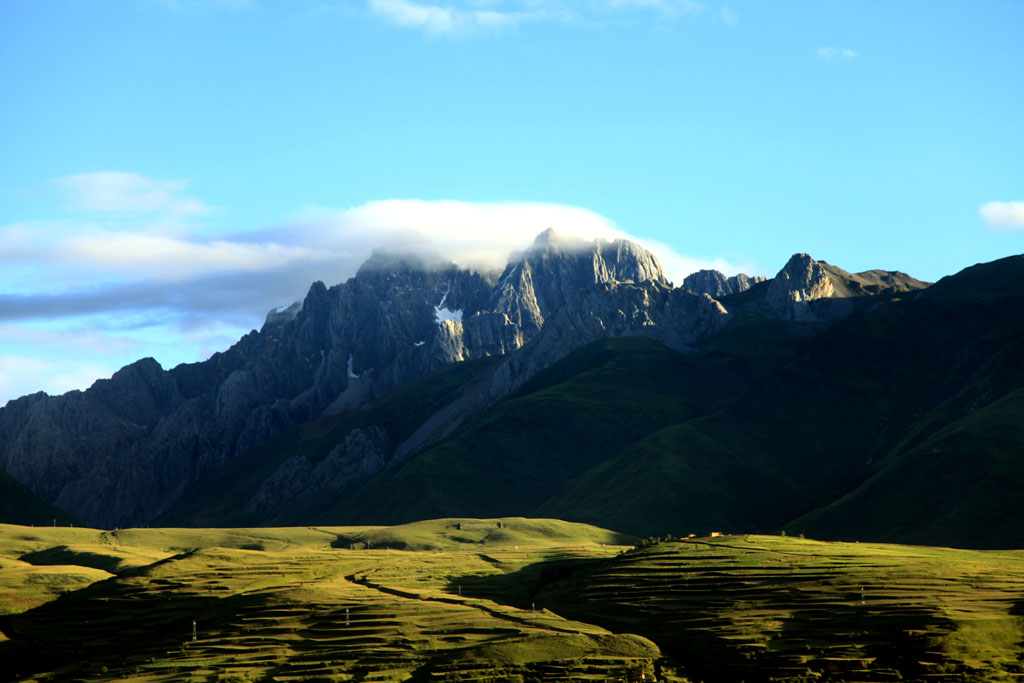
[{"xmin": 2, "ymin": 229, "xmax": 988, "ymax": 538}]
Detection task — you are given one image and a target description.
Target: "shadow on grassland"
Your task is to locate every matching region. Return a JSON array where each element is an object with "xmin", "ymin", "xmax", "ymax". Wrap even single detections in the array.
[
  {"xmin": 0, "ymin": 554, "xmax": 266, "ymax": 682},
  {"xmin": 18, "ymin": 545, "xmax": 126, "ymax": 574},
  {"xmin": 451, "ymin": 555, "xmax": 609, "ymax": 612},
  {"xmin": 452, "ymin": 553, "xmax": 964, "ymax": 683}
]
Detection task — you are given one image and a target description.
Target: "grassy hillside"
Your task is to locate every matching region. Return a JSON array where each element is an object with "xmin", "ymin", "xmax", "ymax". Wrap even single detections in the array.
[
  {"xmin": 3, "ymin": 522, "xmax": 1024, "ymax": 682},
  {"xmin": 322, "ymin": 327, "xmax": 894, "ymax": 537},
  {"xmin": 329, "ymin": 337, "xmax": 732, "ymax": 526},
  {"xmin": 465, "ymin": 534, "xmax": 1024, "ymax": 682},
  {"xmin": 0, "ymin": 520, "xmax": 657, "ymax": 683},
  {"xmin": 0, "ymin": 470, "xmax": 78, "ymax": 528},
  {"xmin": 791, "ymin": 386, "xmax": 1024, "ymax": 548}
]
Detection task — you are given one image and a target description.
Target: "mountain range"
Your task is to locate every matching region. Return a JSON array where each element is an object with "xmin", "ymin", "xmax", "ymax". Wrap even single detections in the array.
[{"xmin": 2, "ymin": 230, "xmax": 1021, "ymax": 548}]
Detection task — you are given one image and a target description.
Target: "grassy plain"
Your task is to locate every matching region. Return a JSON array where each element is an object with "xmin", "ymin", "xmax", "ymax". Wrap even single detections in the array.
[{"xmin": 2, "ymin": 521, "xmax": 1024, "ymax": 682}]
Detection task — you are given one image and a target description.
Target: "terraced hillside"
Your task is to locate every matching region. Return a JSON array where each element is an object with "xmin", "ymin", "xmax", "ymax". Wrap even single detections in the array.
[
  {"xmin": 2, "ymin": 522, "xmax": 1024, "ymax": 682},
  {"xmin": 475, "ymin": 535, "xmax": 1024, "ymax": 682},
  {"xmin": 0, "ymin": 520, "xmax": 659, "ymax": 682}
]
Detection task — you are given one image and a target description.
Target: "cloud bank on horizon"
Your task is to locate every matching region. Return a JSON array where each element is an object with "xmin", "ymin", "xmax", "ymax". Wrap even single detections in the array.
[{"xmin": 0, "ymin": 171, "xmax": 749, "ymax": 405}]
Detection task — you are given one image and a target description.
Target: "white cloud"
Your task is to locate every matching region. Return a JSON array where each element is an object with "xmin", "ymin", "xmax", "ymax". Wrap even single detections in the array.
[
  {"xmin": 606, "ymin": 0, "xmax": 704, "ymax": 13},
  {"xmin": 2, "ymin": 194, "xmax": 752, "ymax": 313},
  {"xmin": 719, "ymin": 5, "xmax": 737, "ymax": 25},
  {"xmin": 367, "ymin": 0, "xmax": 716, "ymax": 34},
  {"xmin": 369, "ymin": 0, "xmax": 456, "ymax": 33},
  {"xmin": 328, "ymin": 199, "xmax": 628, "ymax": 266},
  {"xmin": 55, "ymin": 171, "xmax": 210, "ymax": 217},
  {"xmin": 7, "ymin": 180, "xmax": 760, "ymax": 295},
  {"xmin": 368, "ymin": 0, "xmax": 539, "ymax": 34},
  {"xmin": 979, "ymin": 201, "xmax": 1024, "ymax": 230},
  {"xmin": 1, "ymin": 181, "xmax": 755, "ymax": 404},
  {"xmin": 0, "ymin": 224, "xmax": 334, "ymax": 287},
  {"xmin": 57, "ymin": 232, "xmax": 333, "ymax": 281},
  {"xmin": 2, "ymin": 172, "xmax": 336, "ymax": 286},
  {"xmin": 817, "ymin": 47, "xmax": 858, "ymax": 61},
  {"xmin": 290, "ymin": 198, "xmax": 752, "ymax": 285}
]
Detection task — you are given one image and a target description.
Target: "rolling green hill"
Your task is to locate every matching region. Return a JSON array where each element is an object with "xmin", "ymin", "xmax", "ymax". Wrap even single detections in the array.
[{"xmin": 0, "ymin": 520, "xmax": 658, "ymax": 683}]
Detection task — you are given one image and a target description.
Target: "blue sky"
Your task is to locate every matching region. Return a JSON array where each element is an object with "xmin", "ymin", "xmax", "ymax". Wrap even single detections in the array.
[{"xmin": 1, "ymin": 0, "xmax": 1022, "ymax": 404}]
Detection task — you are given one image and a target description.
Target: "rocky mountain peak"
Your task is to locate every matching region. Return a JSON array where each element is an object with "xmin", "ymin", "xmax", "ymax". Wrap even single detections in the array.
[
  {"xmin": 764, "ymin": 253, "xmax": 836, "ymax": 320},
  {"xmin": 480, "ymin": 232, "xmax": 669, "ymax": 348},
  {"xmin": 777, "ymin": 253, "xmax": 827, "ymax": 287},
  {"xmin": 763, "ymin": 253, "xmax": 931, "ymax": 321},
  {"xmin": 264, "ymin": 300, "xmax": 302, "ymax": 326},
  {"xmin": 530, "ymin": 227, "xmax": 586, "ymax": 250},
  {"xmin": 356, "ymin": 249, "xmax": 448, "ymax": 276},
  {"xmin": 0, "ymin": 230, "xmax": 934, "ymax": 529},
  {"xmin": 514, "ymin": 232, "xmax": 666, "ymax": 286},
  {"xmin": 683, "ymin": 269, "xmax": 768, "ymax": 298}
]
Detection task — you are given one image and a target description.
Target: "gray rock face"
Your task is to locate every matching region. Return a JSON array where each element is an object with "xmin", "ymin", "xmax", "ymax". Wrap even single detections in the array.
[
  {"xmin": 0, "ymin": 231, "xmax": 669, "ymax": 528},
  {"xmin": 683, "ymin": 270, "xmax": 767, "ymax": 298},
  {"xmin": 492, "ymin": 282, "xmax": 730, "ymax": 397},
  {"xmin": 457, "ymin": 229, "xmax": 670, "ymax": 360},
  {"xmin": 0, "ymin": 234, "xmax": 926, "ymax": 529},
  {"xmin": 765, "ymin": 253, "xmax": 837, "ymax": 320}
]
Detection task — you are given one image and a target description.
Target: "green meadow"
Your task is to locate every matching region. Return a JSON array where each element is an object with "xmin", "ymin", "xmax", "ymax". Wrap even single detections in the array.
[{"xmin": 2, "ymin": 520, "xmax": 1023, "ymax": 682}]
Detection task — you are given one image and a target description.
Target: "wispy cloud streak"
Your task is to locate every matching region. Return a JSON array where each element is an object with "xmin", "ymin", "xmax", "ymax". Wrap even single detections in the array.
[
  {"xmin": 817, "ymin": 46, "xmax": 858, "ymax": 61},
  {"xmin": 55, "ymin": 171, "xmax": 210, "ymax": 217},
  {"xmin": 366, "ymin": 0, "xmax": 713, "ymax": 35}
]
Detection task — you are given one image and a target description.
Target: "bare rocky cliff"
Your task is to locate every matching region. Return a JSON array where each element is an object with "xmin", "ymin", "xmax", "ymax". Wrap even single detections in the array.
[{"xmin": 0, "ymin": 233, "xmax": 927, "ymax": 528}]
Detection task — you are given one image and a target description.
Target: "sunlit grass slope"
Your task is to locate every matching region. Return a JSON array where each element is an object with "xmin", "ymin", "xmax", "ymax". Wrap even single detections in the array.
[
  {"xmin": 5, "ymin": 522, "xmax": 1024, "ymax": 682},
  {"xmin": 472, "ymin": 534, "xmax": 1024, "ymax": 682},
  {"xmin": 0, "ymin": 519, "xmax": 658, "ymax": 683}
]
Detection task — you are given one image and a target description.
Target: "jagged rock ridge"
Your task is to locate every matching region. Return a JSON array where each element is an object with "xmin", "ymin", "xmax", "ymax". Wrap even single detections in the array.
[
  {"xmin": 0, "ymin": 232, "xmax": 928, "ymax": 528},
  {"xmin": 683, "ymin": 270, "xmax": 766, "ymax": 298}
]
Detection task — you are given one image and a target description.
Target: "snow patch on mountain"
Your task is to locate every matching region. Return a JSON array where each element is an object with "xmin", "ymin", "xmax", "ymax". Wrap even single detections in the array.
[{"xmin": 434, "ymin": 287, "xmax": 463, "ymax": 324}]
